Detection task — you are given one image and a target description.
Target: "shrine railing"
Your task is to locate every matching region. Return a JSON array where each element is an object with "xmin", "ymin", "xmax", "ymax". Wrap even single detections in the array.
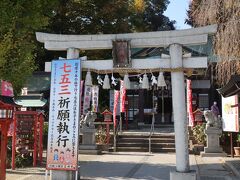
[{"xmin": 149, "ymin": 112, "xmax": 155, "ymax": 153}]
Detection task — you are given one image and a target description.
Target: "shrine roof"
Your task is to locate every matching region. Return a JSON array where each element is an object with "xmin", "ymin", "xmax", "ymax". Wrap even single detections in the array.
[
  {"xmin": 14, "ymin": 99, "xmax": 47, "ymax": 107},
  {"xmin": 0, "ymin": 95, "xmax": 18, "ymax": 107},
  {"xmin": 217, "ymin": 75, "xmax": 240, "ymax": 98},
  {"xmin": 14, "ymin": 94, "xmax": 47, "ymax": 107},
  {"xmin": 25, "ymin": 72, "xmax": 51, "ymax": 94}
]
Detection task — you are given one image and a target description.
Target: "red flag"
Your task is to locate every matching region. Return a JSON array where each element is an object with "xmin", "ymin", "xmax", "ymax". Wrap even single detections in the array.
[
  {"xmin": 187, "ymin": 79, "xmax": 194, "ymax": 126},
  {"xmin": 1, "ymin": 80, "xmax": 14, "ymax": 97},
  {"xmin": 120, "ymin": 80, "xmax": 126, "ymax": 112},
  {"xmin": 113, "ymin": 90, "xmax": 120, "ymax": 128}
]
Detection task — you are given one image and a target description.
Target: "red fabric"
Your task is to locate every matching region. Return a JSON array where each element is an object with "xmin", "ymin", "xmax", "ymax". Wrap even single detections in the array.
[
  {"xmin": 113, "ymin": 90, "xmax": 120, "ymax": 128},
  {"xmin": 1, "ymin": 81, "xmax": 14, "ymax": 97},
  {"xmin": 120, "ymin": 80, "xmax": 126, "ymax": 112},
  {"xmin": 187, "ymin": 79, "xmax": 194, "ymax": 126}
]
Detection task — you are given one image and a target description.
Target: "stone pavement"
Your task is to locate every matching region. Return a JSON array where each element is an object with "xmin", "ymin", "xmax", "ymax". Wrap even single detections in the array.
[
  {"xmin": 224, "ymin": 157, "xmax": 240, "ymax": 179},
  {"xmin": 6, "ymin": 152, "xmax": 240, "ymax": 180},
  {"xmin": 195, "ymin": 156, "xmax": 238, "ymax": 180}
]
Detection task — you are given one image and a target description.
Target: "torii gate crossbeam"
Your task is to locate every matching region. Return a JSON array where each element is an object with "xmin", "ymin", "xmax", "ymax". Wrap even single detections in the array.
[{"xmin": 37, "ymin": 25, "xmax": 217, "ymax": 180}]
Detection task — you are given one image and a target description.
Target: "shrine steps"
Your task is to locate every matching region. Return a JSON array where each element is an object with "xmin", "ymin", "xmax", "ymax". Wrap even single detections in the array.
[{"xmin": 115, "ymin": 133, "xmax": 175, "ymax": 153}]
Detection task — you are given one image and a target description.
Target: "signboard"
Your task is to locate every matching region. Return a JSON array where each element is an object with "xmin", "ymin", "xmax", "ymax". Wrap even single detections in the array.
[
  {"xmin": 112, "ymin": 40, "xmax": 131, "ymax": 68},
  {"xmin": 222, "ymin": 95, "xmax": 239, "ymax": 132},
  {"xmin": 47, "ymin": 59, "xmax": 81, "ymax": 170},
  {"xmin": 109, "ymin": 90, "xmax": 120, "ymax": 115},
  {"xmin": 91, "ymin": 85, "xmax": 99, "ymax": 112},
  {"xmin": 187, "ymin": 79, "xmax": 194, "ymax": 126},
  {"xmin": 82, "ymin": 85, "xmax": 92, "ymax": 115}
]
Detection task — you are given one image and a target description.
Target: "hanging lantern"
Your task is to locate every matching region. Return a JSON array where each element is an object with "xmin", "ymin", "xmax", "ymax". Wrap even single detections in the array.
[
  {"xmin": 123, "ymin": 74, "xmax": 131, "ymax": 89},
  {"xmin": 142, "ymin": 74, "xmax": 149, "ymax": 89},
  {"xmin": 85, "ymin": 70, "xmax": 92, "ymax": 86},
  {"xmin": 103, "ymin": 74, "xmax": 110, "ymax": 89},
  {"xmin": 157, "ymin": 72, "xmax": 166, "ymax": 87}
]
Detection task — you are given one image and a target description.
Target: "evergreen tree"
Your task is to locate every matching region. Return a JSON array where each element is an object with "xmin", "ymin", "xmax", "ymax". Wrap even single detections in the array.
[
  {"xmin": 38, "ymin": 0, "xmax": 175, "ymax": 64},
  {"xmin": 47, "ymin": 0, "xmax": 175, "ymax": 34},
  {"xmin": 0, "ymin": 0, "xmax": 57, "ymax": 93}
]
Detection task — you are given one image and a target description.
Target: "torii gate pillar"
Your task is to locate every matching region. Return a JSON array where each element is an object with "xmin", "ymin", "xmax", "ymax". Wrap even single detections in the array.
[{"xmin": 170, "ymin": 44, "xmax": 196, "ymax": 180}]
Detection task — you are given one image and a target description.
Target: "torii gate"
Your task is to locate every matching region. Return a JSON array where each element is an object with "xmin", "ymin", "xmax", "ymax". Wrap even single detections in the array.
[{"xmin": 36, "ymin": 25, "xmax": 217, "ymax": 180}]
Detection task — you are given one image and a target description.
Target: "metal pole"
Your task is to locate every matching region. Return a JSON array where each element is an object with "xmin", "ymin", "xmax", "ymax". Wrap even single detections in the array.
[
  {"xmin": 170, "ymin": 44, "xmax": 190, "ymax": 172},
  {"xmin": 161, "ymin": 87, "xmax": 165, "ymax": 123},
  {"xmin": 113, "ymin": 126, "xmax": 116, "ymax": 152},
  {"xmin": 75, "ymin": 170, "xmax": 78, "ymax": 180},
  {"xmin": 120, "ymin": 114, "xmax": 122, "ymax": 134},
  {"xmin": 230, "ymin": 132, "xmax": 234, "ymax": 158},
  {"xmin": 149, "ymin": 138, "xmax": 151, "ymax": 153},
  {"xmin": 45, "ymin": 170, "xmax": 48, "ymax": 180},
  {"xmin": 152, "ymin": 87, "xmax": 155, "ymax": 133}
]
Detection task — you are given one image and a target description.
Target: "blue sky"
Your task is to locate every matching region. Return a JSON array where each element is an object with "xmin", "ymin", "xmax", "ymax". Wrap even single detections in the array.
[{"xmin": 164, "ymin": 0, "xmax": 191, "ymax": 29}]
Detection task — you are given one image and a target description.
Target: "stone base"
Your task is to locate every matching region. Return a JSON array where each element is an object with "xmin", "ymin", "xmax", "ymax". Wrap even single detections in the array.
[
  {"xmin": 79, "ymin": 145, "xmax": 97, "ymax": 150},
  {"xmin": 81, "ymin": 128, "xmax": 96, "ymax": 145},
  {"xmin": 200, "ymin": 152, "xmax": 227, "ymax": 157},
  {"xmin": 50, "ymin": 170, "xmax": 73, "ymax": 180},
  {"xmin": 170, "ymin": 170, "xmax": 196, "ymax": 180},
  {"xmin": 204, "ymin": 146, "xmax": 224, "ymax": 153},
  {"xmin": 79, "ymin": 149, "xmax": 101, "ymax": 155},
  {"xmin": 137, "ymin": 122, "xmax": 145, "ymax": 126},
  {"xmin": 79, "ymin": 145, "xmax": 101, "ymax": 154}
]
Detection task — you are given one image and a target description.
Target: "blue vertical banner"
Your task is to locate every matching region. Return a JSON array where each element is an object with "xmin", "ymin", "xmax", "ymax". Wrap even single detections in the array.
[{"xmin": 47, "ymin": 59, "xmax": 81, "ymax": 170}]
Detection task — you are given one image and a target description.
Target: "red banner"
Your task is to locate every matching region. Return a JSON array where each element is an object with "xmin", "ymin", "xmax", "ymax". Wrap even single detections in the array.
[
  {"xmin": 187, "ymin": 79, "xmax": 194, "ymax": 127},
  {"xmin": 1, "ymin": 80, "xmax": 14, "ymax": 97},
  {"xmin": 120, "ymin": 80, "xmax": 126, "ymax": 112},
  {"xmin": 113, "ymin": 90, "xmax": 120, "ymax": 128}
]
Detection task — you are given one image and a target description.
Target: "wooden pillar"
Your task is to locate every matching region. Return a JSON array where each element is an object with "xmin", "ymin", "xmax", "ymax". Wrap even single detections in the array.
[
  {"xmin": 11, "ymin": 116, "xmax": 16, "ymax": 170},
  {"xmin": 39, "ymin": 114, "xmax": 44, "ymax": 165},
  {"xmin": 33, "ymin": 114, "xmax": 37, "ymax": 167},
  {"xmin": 0, "ymin": 122, "xmax": 7, "ymax": 180}
]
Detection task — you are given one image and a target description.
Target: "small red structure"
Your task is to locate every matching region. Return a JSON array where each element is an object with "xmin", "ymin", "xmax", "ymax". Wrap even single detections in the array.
[
  {"xmin": 193, "ymin": 109, "xmax": 204, "ymax": 125},
  {"xmin": 0, "ymin": 96, "xmax": 16, "ymax": 180},
  {"xmin": 11, "ymin": 111, "xmax": 44, "ymax": 170},
  {"xmin": 101, "ymin": 109, "xmax": 113, "ymax": 144}
]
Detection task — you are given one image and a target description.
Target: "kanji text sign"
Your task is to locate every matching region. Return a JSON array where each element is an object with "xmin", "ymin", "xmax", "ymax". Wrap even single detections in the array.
[{"xmin": 47, "ymin": 59, "xmax": 81, "ymax": 170}]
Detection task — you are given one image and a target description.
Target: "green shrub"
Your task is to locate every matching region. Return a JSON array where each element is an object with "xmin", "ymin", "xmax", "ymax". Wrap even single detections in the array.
[
  {"xmin": 192, "ymin": 123, "xmax": 206, "ymax": 145},
  {"xmin": 43, "ymin": 122, "xmax": 48, "ymax": 135},
  {"xmin": 96, "ymin": 125, "xmax": 107, "ymax": 144}
]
